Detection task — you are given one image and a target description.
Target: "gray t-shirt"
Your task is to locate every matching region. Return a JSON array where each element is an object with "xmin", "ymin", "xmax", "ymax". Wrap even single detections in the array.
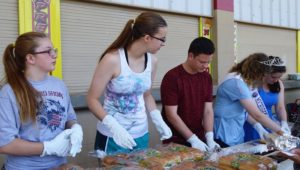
[{"xmin": 0, "ymin": 76, "xmax": 77, "ymax": 170}]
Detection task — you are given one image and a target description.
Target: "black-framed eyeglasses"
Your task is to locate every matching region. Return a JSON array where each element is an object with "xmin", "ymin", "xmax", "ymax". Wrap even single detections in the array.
[
  {"xmin": 32, "ymin": 48, "xmax": 58, "ymax": 56},
  {"xmin": 149, "ymin": 35, "xmax": 166, "ymax": 43}
]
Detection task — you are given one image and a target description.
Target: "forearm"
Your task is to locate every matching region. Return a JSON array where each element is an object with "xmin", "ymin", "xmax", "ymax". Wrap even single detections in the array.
[
  {"xmin": 247, "ymin": 115, "xmax": 258, "ymax": 125},
  {"xmin": 276, "ymin": 108, "xmax": 288, "ymax": 121},
  {"xmin": 202, "ymin": 102, "xmax": 214, "ymax": 132},
  {"xmin": 242, "ymin": 99, "xmax": 281, "ymax": 133},
  {"xmin": 86, "ymin": 97, "xmax": 107, "ymax": 120},
  {"xmin": 0, "ymin": 138, "xmax": 43, "ymax": 156},
  {"xmin": 277, "ymin": 81, "xmax": 288, "ymax": 121},
  {"xmin": 252, "ymin": 112, "xmax": 281, "ymax": 132},
  {"xmin": 203, "ymin": 111, "xmax": 213, "ymax": 133},
  {"xmin": 166, "ymin": 113, "xmax": 193, "ymax": 139},
  {"xmin": 144, "ymin": 91, "xmax": 157, "ymax": 112}
]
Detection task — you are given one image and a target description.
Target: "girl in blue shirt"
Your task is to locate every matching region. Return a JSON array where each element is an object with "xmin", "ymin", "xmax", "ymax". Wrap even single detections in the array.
[
  {"xmin": 214, "ymin": 53, "xmax": 283, "ymax": 147},
  {"xmin": 0, "ymin": 32, "xmax": 83, "ymax": 170},
  {"xmin": 244, "ymin": 56, "xmax": 289, "ymax": 142}
]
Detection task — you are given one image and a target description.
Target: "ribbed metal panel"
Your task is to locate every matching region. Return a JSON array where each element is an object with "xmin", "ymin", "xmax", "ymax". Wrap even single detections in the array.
[
  {"xmin": 95, "ymin": 0, "xmax": 213, "ymax": 17},
  {"xmin": 236, "ymin": 23, "xmax": 296, "ymax": 78},
  {"xmin": 234, "ymin": 0, "xmax": 300, "ymax": 29},
  {"xmin": 0, "ymin": 0, "xmax": 18, "ymax": 80},
  {"xmin": 60, "ymin": 0, "xmax": 198, "ymax": 93}
]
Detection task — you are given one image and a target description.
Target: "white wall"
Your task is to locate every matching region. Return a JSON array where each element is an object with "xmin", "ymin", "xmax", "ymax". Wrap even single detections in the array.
[
  {"xmin": 234, "ymin": 0, "xmax": 300, "ymax": 29},
  {"xmin": 93, "ymin": 0, "xmax": 213, "ymax": 16}
]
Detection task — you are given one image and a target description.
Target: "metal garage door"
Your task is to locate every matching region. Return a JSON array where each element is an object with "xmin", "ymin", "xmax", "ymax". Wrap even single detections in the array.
[
  {"xmin": 60, "ymin": 0, "xmax": 198, "ymax": 93},
  {"xmin": 0, "ymin": 0, "xmax": 18, "ymax": 80},
  {"xmin": 236, "ymin": 23, "xmax": 296, "ymax": 77}
]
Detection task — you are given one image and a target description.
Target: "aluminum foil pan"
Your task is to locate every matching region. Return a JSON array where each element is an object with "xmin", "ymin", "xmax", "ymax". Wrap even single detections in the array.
[{"xmin": 264, "ymin": 133, "xmax": 300, "ymax": 152}]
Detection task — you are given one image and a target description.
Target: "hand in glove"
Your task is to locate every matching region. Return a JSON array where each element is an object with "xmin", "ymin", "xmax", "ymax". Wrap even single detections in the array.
[
  {"xmin": 41, "ymin": 129, "xmax": 72, "ymax": 157},
  {"xmin": 102, "ymin": 115, "xmax": 136, "ymax": 149},
  {"xmin": 69, "ymin": 123, "xmax": 83, "ymax": 157},
  {"xmin": 281, "ymin": 121, "xmax": 291, "ymax": 135},
  {"xmin": 205, "ymin": 131, "xmax": 220, "ymax": 151},
  {"xmin": 253, "ymin": 123, "xmax": 269, "ymax": 140},
  {"xmin": 187, "ymin": 134, "xmax": 208, "ymax": 151},
  {"xmin": 149, "ymin": 109, "xmax": 172, "ymax": 140}
]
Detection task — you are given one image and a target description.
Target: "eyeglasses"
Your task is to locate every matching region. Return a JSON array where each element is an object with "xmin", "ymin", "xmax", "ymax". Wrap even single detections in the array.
[
  {"xmin": 33, "ymin": 48, "xmax": 58, "ymax": 56},
  {"xmin": 149, "ymin": 35, "xmax": 166, "ymax": 43}
]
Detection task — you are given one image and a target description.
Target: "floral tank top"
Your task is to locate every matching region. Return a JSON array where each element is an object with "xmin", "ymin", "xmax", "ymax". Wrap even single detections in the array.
[{"xmin": 97, "ymin": 48, "xmax": 152, "ymax": 138}]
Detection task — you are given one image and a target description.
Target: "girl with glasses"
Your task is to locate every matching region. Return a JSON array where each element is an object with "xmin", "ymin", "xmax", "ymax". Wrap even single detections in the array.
[
  {"xmin": 0, "ymin": 32, "xmax": 83, "ymax": 169},
  {"xmin": 87, "ymin": 12, "xmax": 172, "ymax": 154}
]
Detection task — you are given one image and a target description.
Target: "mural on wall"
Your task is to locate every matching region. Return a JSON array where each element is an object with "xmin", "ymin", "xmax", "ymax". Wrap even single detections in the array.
[
  {"xmin": 32, "ymin": 0, "xmax": 50, "ymax": 36},
  {"xmin": 199, "ymin": 17, "xmax": 213, "ymax": 73},
  {"xmin": 200, "ymin": 17, "xmax": 212, "ymax": 39},
  {"xmin": 19, "ymin": 0, "xmax": 62, "ymax": 78}
]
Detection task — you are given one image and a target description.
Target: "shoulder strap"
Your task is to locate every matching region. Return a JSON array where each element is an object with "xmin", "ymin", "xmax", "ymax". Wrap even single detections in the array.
[
  {"xmin": 124, "ymin": 47, "xmax": 148, "ymax": 70},
  {"xmin": 144, "ymin": 53, "xmax": 148, "ymax": 70},
  {"xmin": 124, "ymin": 47, "xmax": 129, "ymax": 65}
]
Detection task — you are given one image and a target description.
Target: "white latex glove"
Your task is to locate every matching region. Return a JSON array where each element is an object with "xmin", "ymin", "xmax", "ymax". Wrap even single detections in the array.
[
  {"xmin": 187, "ymin": 134, "xmax": 208, "ymax": 151},
  {"xmin": 253, "ymin": 123, "xmax": 269, "ymax": 140},
  {"xmin": 205, "ymin": 131, "xmax": 220, "ymax": 151},
  {"xmin": 102, "ymin": 115, "xmax": 136, "ymax": 149},
  {"xmin": 69, "ymin": 123, "xmax": 83, "ymax": 157},
  {"xmin": 281, "ymin": 121, "xmax": 291, "ymax": 135},
  {"xmin": 41, "ymin": 129, "xmax": 72, "ymax": 157},
  {"xmin": 149, "ymin": 109, "xmax": 172, "ymax": 140}
]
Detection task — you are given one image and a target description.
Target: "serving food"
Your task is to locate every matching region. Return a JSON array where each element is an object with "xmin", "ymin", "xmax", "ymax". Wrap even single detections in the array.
[
  {"xmin": 156, "ymin": 143, "xmax": 205, "ymax": 161},
  {"xmin": 218, "ymin": 152, "xmax": 277, "ymax": 170},
  {"xmin": 101, "ymin": 143, "xmax": 278, "ymax": 170},
  {"xmin": 170, "ymin": 160, "xmax": 220, "ymax": 170},
  {"xmin": 264, "ymin": 133, "xmax": 300, "ymax": 152},
  {"xmin": 102, "ymin": 143, "xmax": 205, "ymax": 169}
]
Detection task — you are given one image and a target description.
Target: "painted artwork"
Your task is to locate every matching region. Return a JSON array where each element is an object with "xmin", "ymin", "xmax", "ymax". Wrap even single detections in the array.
[
  {"xmin": 32, "ymin": 0, "xmax": 50, "ymax": 36},
  {"xmin": 202, "ymin": 18, "xmax": 212, "ymax": 39}
]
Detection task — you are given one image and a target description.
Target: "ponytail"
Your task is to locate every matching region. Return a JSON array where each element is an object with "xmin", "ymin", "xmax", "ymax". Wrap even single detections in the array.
[
  {"xmin": 99, "ymin": 12, "xmax": 167, "ymax": 61},
  {"xmin": 1, "ymin": 32, "xmax": 45, "ymax": 122}
]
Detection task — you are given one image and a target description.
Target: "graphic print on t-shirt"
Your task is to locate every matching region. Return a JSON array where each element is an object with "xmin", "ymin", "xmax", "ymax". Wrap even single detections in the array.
[
  {"xmin": 106, "ymin": 92, "xmax": 139, "ymax": 114},
  {"xmin": 36, "ymin": 90, "xmax": 65, "ymax": 132}
]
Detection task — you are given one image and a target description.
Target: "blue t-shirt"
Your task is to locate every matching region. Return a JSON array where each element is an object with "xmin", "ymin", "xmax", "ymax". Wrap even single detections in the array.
[
  {"xmin": 214, "ymin": 78, "xmax": 251, "ymax": 146},
  {"xmin": 244, "ymin": 87, "xmax": 280, "ymax": 141},
  {"xmin": 0, "ymin": 76, "xmax": 77, "ymax": 170}
]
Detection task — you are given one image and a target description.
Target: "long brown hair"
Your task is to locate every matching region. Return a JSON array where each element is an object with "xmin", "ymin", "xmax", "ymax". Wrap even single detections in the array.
[
  {"xmin": 1, "ymin": 32, "xmax": 46, "ymax": 122},
  {"xmin": 230, "ymin": 53, "xmax": 272, "ymax": 86},
  {"xmin": 100, "ymin": 11, "xmax": 167, "ymax": 61}
]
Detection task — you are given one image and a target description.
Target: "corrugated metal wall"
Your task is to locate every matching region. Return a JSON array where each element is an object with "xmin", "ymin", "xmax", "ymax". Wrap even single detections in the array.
[
  {"xmin": 234, "ymin": 0, "xmax": 300, "ymax": 29},
  {"xmin": 236, "ymin": 23, "xmax": 296, "ymax": 78},
  {"xmin": 60, "ymin": 0, "xmax": 198, "ymax": 93},
  {"xmin": 0, "ymin": 0, "xmax": 18, "ymax": 80},
  {"xmin": 94, "ymin": 0, "xmax": 213, "ymax": 17}
]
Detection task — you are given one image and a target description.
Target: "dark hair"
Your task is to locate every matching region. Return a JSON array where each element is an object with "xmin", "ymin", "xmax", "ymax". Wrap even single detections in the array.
[
  {"xmin": 230, "ymin": 53, "xmax": 272, "ymax": 86},
  {"xmin": 100, "ymin": 11, "xmax": 167, "ymax": 60},
  {"xmin": 1, "ymin": 32, "xmax": 45, "ymax": 122},
  {"xmin": 188, "ymin": 37, "xmax": 215, "ymax": 56},
  {"xmin": 268, "ymin": 82, "xmax": 281, "ymax": 93},
  {"xmin": 267, "ymin": 56, "xmax": 286, "ymax": 93},
  {"xmin": 269, "ymin": 56, "xmax": 286, "ymax": 73}
]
